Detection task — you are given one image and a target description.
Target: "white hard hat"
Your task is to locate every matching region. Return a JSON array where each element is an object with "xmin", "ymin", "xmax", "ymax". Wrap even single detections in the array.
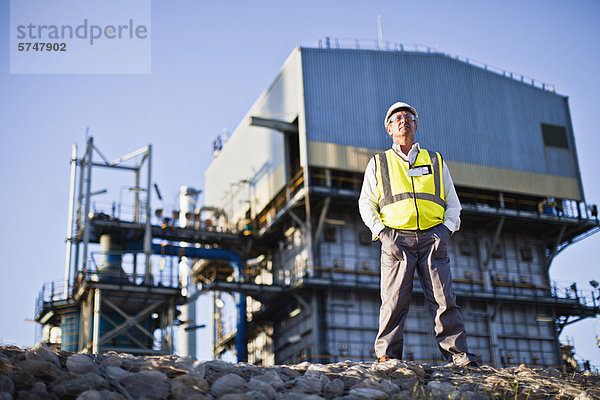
[{"xmin": 384, "ymin": 102, "xmax": 419, "ymax": 127}]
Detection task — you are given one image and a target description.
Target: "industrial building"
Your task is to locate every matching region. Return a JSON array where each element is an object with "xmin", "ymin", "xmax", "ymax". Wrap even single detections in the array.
[
  {"xmin": 202, "ymin": 41, "xmax": 599, "ymax": 367},
  {"xmin": 35, "ymin": 40, "xmax": 599, "ymax": 368}
]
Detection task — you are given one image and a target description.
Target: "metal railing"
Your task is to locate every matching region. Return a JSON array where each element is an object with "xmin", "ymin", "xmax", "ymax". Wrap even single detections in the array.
[
  {"xmin": 551, "ymin": 282, "xmax": 600, "ymax": 309},
  {"xmin": 314, "ymin": 37, "xmax": 556, "ymax": 93},
  {"xmin": 35, "ymin": 265, "xmax": 181, "ymax": 318},
  {"xmin": 35, "ymin": 280, "xmax": 71, "ymax": 317}
]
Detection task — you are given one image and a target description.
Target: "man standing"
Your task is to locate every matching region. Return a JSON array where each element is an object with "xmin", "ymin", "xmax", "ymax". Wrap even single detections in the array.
[{"xmin": 358, "ymin": 101, "xmax": 477, "ymax": 367}]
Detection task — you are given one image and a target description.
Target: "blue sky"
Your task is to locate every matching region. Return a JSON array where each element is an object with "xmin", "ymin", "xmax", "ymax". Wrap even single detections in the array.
[{"xmin": 1, "ymin": 0, "xmax": 599, "ymax": 366}]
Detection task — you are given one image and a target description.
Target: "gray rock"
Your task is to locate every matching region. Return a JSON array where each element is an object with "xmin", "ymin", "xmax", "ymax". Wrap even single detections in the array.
[
  {"xmin": 291, "ymin": 362, "xmax": 311, "ymax": 372},
  {"xmin": 350, "ymin": 378, "xmax": 385, "ymax": 392},
  {"xmin": 67, "ymin": 354, "xmax": 101, "ymax": 375},
  {"xmin": 287, "ymin": 375, "xmax": 324, "ymax": 394},
  {"xmin": 51, "ymin": 372, "xmax": 108, "ymax": 398},
  {"xmin": 218, "ymin": 394, "xmax": 251, "ymax": 400},
  {"xmin": 427, "ymin": 380, "xmax": 455, "ymax": 397},
  {"xmin": 323, "ymin": 378, "xmax": 344, "ymax": 399},
  {"xmin": 212, "ymin": 373, "xmax": 248, "ymax": 397},
  {"xmin": 101, "ymin": 355, "xmax": 124, "ymax": 369},
  {"xmin": 173, "ymin": 355, "xmax": 197, "ymax": 369},
  {"xmin": 390, "ymin": 367, "xmax": 417, "ymax": 380},
  {"xmin": 248, "ymin": 377, "xmax": 277, "ymax": 399},
  {"xmin": 0, "ymin": 375, "xmax": 14, "ymax": 396},
  {"xmin": 170, "ymin": 373, "xmax": 210, "ymax": 399},
  {"xmin": 394, "ymin": 378, "xmax": 419, "ymax": 392},
  {"xmin": 188, "ymin": 360, "xmax": 207, "ymax": 377},
  {"xmin": 456, "ymin": 383, "xmax": 475, "ymax": 391},
  {"xmin": 14, "ymin": 359, "xmax": 61, "ymax": 382},
  {"xmin": 119, "ymin": 370, "xmax": 170, "ymax": 400},
  {"xmin": 105, "ymin": 366, "xmax": 132, "ymax": 381},
  {"xmin": 7, "ymin": 367, "xmax": 36, "ymax": 392},
  {"xmin": 121, "ymin": 356, "xmax": 151, "ymax": 372},
  {"xmin": 0, "ymin": 354, "xmax": 12, "ymax": 374},
  {"xmin": 371, "ymin": 359, "xmax": 404, "ymax": 372},
  {"xmin": 275, "ymin": 393, "xmax": 305, "ymax": 400},
  {"xmin": 392, "ymin": 390, "xmax": 413, "ymax": 400},
  {"xmin": 142, "ymin": 358, "xmax": 189, "ymax": 378},
  {"xmin": 348, "ymin": 387, "xmax": 388, "ymax": 400},
  {"xmin": 275, "ymin": 367, "xmax": 301, "ymax": 380},
  {"xmin": 15, "ymin": 382, "xmax": 50, "ymax": 400},
  {"xmin": 307, "ymin": 363, "xmax": 333, "ymax": 373},
  {"xmin": 25, "ymin": 344, "xmax": 60, "ymax": 368},
  {"xmin": 542, "ymin": 368, "xmax": 562, "ymax": 378},
  {"xmin": 76, "ymin": 390, "xmax": 104, "ymax": 400},
  {"xmin": 431, "ymin": 370, "xmax": 452, "ymax": 379},
  {"xmin": 457, "ymin": 391, "xmax": 489, "ymax": 400},
  {"xmin": 574, "ymin": 392, "xmax": 594, "ymax": 400},
  {"xmin": 405, "ymin": 363, "xmax": 426, "ymax": 378},
  {"xmin": 252, "ymin": 371, "xmax": 285, "ymax": 390},
  {"xmin": 340, "ymin": 368, "xmax": 366, "ymax": 390},
  {"xmin": 76, "ymin": 389, "xmax": 126, "ymax": 400},
  {"xmin": 245, "ymin": 391, "xmax": 270, "ymax": 400},
  {"xmin": 379, "ymin": 380, "xmax": 399, "ymax": 395},
  {"xmin": 204, "ymin": 360, "xmax": 237, "ymax": 384}
]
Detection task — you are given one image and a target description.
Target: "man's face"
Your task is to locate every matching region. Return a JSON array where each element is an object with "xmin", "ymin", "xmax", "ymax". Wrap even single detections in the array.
[{"xmin": 386, "ymin": 110, "xmax": 417, "ymax": 144}]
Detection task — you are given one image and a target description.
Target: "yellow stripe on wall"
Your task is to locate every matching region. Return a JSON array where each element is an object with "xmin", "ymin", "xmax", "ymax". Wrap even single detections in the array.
[{"xmin": 307, "ymin": 141, "xmax": 582, "ymax": 200}]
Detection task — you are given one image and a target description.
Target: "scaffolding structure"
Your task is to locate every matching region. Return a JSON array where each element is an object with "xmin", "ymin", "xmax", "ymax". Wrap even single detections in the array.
[{"xmin": 34, "ymin": 137, "xmax": 246, "ymax": 356}]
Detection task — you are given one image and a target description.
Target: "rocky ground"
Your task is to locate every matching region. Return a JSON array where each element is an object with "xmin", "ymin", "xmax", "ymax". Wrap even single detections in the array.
[{"xmin": 0, "ymin": 344, "xmax": 599, "ymax": 399}]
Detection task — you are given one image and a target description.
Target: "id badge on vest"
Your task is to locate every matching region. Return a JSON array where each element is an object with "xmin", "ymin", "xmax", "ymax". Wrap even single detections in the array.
[{"xmin": 407, "ymin": 165, "xmax": 432, "ymax": 177}]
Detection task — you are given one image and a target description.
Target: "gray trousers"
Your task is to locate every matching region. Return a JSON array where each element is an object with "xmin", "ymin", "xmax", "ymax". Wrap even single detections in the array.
[{"xmin": 375, "ymin": 223, "xmax": 475, "ymax": 364}]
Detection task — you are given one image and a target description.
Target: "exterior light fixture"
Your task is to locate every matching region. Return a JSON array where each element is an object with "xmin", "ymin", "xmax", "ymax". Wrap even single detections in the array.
[{"xmin": 289, "ymin": 307, "xmax": 302, "ymax": 318}]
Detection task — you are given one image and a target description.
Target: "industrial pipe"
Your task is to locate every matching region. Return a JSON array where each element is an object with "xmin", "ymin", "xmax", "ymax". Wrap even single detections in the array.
[{"xmin": 149, "ymin": 243, "xmax": 247, "ymax": 362}]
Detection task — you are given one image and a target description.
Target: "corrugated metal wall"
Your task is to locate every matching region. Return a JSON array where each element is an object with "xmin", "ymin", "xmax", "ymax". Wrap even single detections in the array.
[{"xmin": 300, "ymin": 48, "xmax": 582, "ymax": 197}]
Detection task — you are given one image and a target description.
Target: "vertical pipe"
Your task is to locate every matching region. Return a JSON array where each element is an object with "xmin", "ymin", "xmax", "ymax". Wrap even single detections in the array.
[
  {"xmin": 235, "ymin": 291, "xmax": 247, "ymax": 361},
  {"xmin": 64, "ymin": 144, "xmax": 78, "ymax": 297},
  {"xmin": 133, "ymin": 254, "xmax": 138, "ymax": 283},
  {"xmin": 74, "ymin": 143, "xmax": 86, "ymax": 277},
  {"xmin": 233, "ymin": 262, "xmax": 247, "ymax": 362},
  {"xmin": 169, "ymin": 297, "xmax": 175, "ymax": 353},
  {"xmin": 377, "ymin": 15, "xmax": 383, "ymax": 49},
  {"xmin": 134, "ymin": 171, "xmax": 140, "ymax": 223},
  {"xmin": 311, "ymin": 289, "xmax": 322, "ymax": 363},
  {"xmin": 82, "ymin": 138, "xmax": 93, "ymax": 271},
  {"xmin": 486, "ymin": 302, "xmax": 499, "ymax": 366},
  {"xmin": 92, "ymin": 288, "xmax": 101, "ymax": 354},
  {"xmin": 144, "ymin": 145, "xmax": 152, "ymax": 284},
  {"xmin": 477, "ymin": 237, "xmax": 492, "ymax": 292},
  {"xmin": 178, "ymin": 187, "xmax": 199, "ymax": 357},
  {"xmin": 212, "ymin": 291, "xmax": 218, "ymax": 359}
]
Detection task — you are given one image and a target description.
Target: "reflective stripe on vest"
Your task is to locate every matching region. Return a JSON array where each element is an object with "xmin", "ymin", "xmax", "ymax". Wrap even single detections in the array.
[{"xmin": 376, "ymin": 149, "xmax": 446, "ymax": 230}]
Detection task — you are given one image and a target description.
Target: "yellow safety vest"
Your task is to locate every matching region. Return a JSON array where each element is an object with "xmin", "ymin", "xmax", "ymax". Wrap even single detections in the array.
[{"xmin": 375, "ymin": 148, "xmax": 446, "ymax": 230}]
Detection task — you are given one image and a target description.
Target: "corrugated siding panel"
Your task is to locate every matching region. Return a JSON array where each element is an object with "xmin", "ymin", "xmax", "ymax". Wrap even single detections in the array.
[
  {"xmin": 205, "ymin": 49, "xmax": 302, "ymax": 215},
  {"xmin": 300, "ymin": 48, "xmax": 581, "ymax": 187}
]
